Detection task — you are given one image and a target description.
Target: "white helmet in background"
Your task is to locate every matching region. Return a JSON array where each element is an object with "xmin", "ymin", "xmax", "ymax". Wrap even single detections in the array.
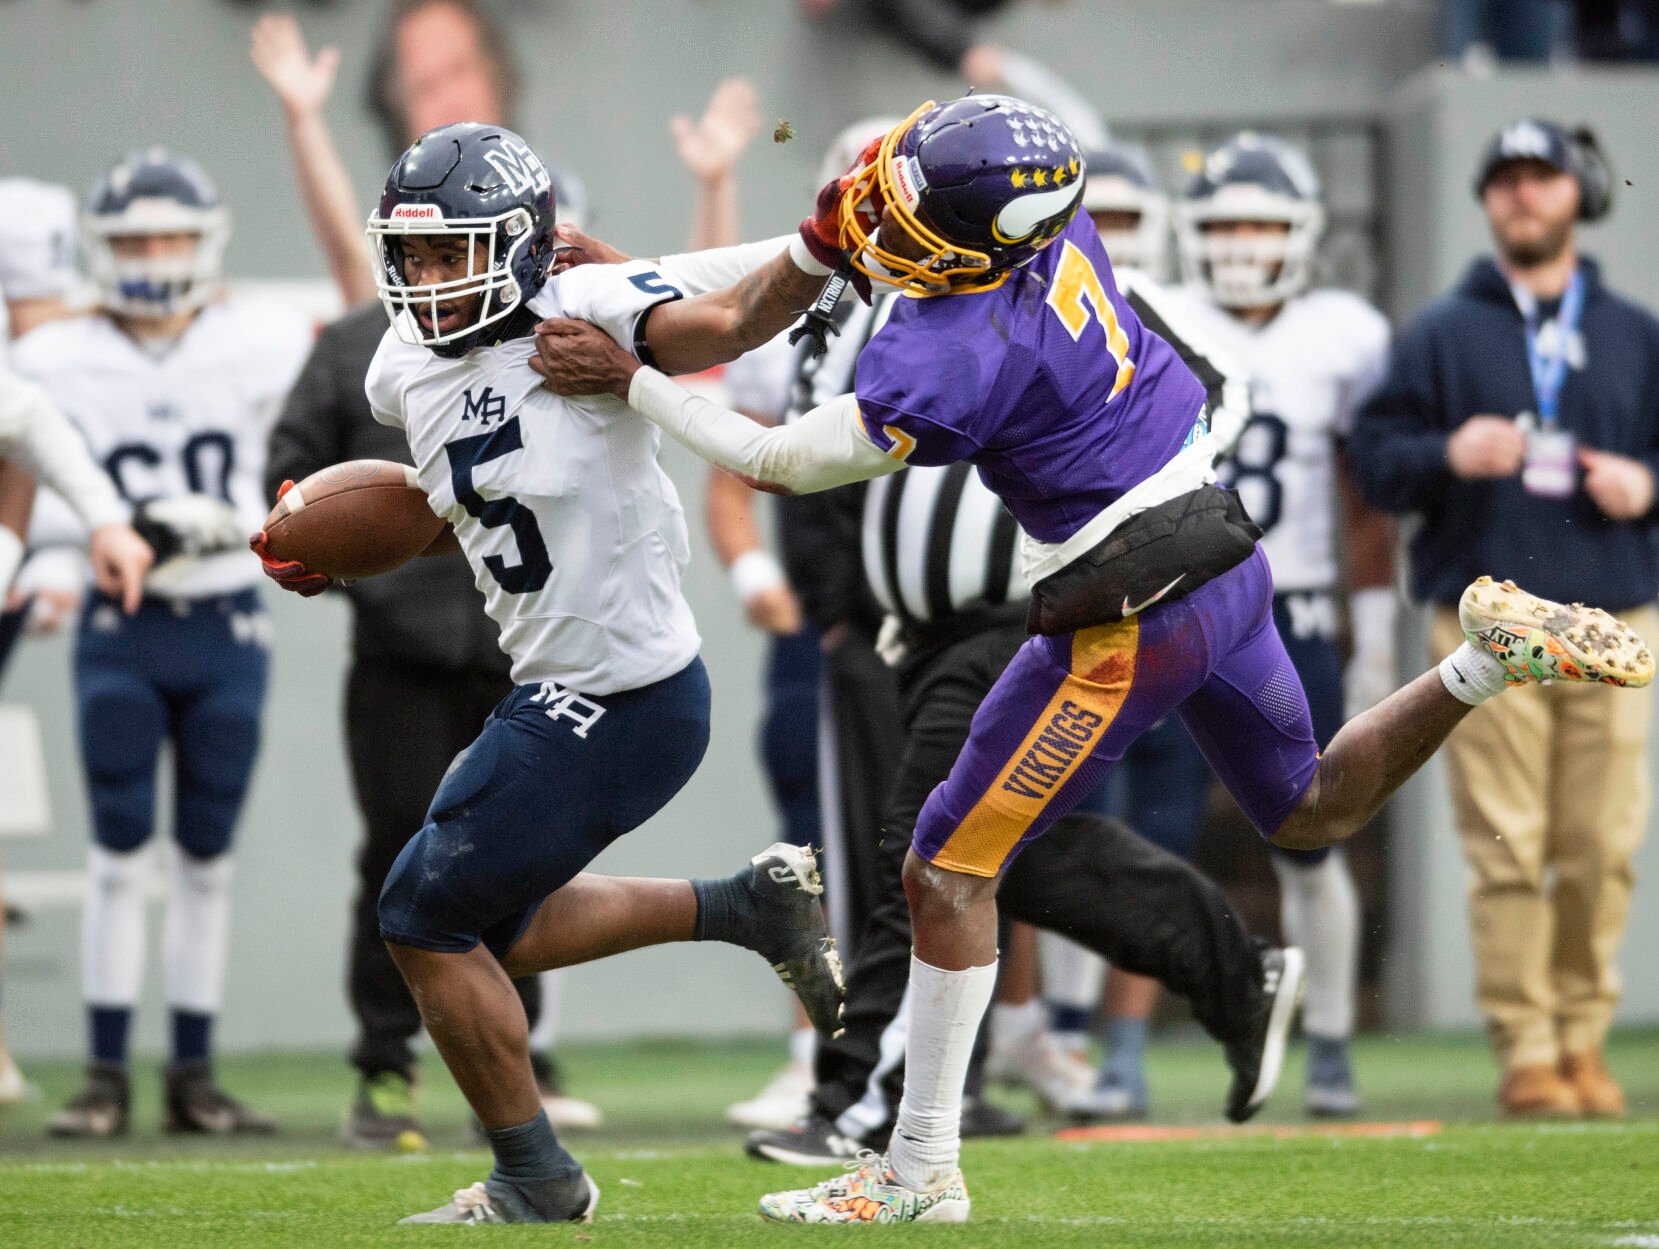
[
  {"xmin": 82, "ymin": 148, "xmax": 230, "ymax": 318},
  {"xmin": 816, "ymin": 116, "xmax": 903, "ymax": 188},
  {"xmin": 1175, "ymin": 132, "xmax": 1324, "ymax": 308},
  {"xmin": 1080, "ymin": 139, "xmax": 1170, "ymax": 279}
]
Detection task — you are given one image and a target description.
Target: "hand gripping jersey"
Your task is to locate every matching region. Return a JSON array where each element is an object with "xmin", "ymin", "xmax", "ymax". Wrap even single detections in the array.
[
  {"xmin": 854, "ymin": 213, "xmax": 1209, "ymax": 548},
  {"xmin": 1161, "ymin": 286, "xmax": 1390, "ymax": 592},
  {"xmin": 11, "ymin": 300, "xmax": 311, "ymax": 596},
  {"xmin": 366, "ymin": 261, "xmax": 700, "ymax": 695}
]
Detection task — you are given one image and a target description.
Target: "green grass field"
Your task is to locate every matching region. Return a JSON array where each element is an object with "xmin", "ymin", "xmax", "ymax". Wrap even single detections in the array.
[{"xmin": 1, "ymin": 1029, "xmax": 1656, "ymax": 1247}]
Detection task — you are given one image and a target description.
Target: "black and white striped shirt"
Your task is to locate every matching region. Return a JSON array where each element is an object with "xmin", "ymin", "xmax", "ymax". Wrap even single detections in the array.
[{"xmin": 787, "ymin": 271, "xmax": 1237, "ymax": 630}]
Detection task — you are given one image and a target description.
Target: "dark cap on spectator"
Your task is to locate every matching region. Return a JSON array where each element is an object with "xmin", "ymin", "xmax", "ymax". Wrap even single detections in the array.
[{"xmin": 1473, "ymin": 118, "xmax": 1612, "ymax": 221}]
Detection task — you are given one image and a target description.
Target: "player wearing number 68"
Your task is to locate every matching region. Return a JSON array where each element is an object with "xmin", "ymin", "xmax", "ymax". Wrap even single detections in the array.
[{"xmin": 11, "ymin": 148, "xmax": 312, "ymax": 1140}]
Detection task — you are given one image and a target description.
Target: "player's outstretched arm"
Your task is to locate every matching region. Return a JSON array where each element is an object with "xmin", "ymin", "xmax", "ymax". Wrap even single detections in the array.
[
  {"xmin": 531, "ymin": 319, "xmax": 900, "ymax": 495},
  {"xmin": 639, "ymin": 246, "xmax": 827, "ymax": 375},
  {"xmin": 250, "ymin": 13, "xmax": 375, "ymax": 307}
]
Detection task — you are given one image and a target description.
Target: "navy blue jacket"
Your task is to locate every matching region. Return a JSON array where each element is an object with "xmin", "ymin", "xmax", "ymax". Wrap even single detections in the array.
[{"xmin": 1351, "ymin": 256, "xmax": 1659, "ymax": 611}]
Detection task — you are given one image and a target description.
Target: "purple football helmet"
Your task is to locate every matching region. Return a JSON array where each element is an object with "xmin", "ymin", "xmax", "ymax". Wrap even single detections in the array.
[{"xmin": 838, "ymin": 95, "xmax": 1085, "ymax": 294}]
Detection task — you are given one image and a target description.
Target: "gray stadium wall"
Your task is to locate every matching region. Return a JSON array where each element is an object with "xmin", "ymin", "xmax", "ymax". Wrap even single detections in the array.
[{"xmin": 3, "ymin": 1, "xmax": 1657, "ymax": 1052}]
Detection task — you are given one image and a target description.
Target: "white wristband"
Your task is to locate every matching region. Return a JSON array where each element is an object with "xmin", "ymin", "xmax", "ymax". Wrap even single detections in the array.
[
  {"xmin": 1349, "ymin": 586, "xmax": 1398, "ymax": 655},
  {"xmin": 0, "ymin": 526, "xmax": 22, "ymax": 596},
  {"xmin": 730, "ymin": 549, "xmax": 785, "ymax": 601},
  {"xmin": 788, "ymin": 233, "xmax": 834, "ymax": 278}
]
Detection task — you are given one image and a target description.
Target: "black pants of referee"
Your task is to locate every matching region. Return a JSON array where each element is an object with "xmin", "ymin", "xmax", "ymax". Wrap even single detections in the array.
[
  {"xmin": 816, "ymin": 623, "xmax": 905, "ymax": 960},
  {"xmin": 344, "ymin": 658, "xmax": 546, "ymax": 1080},
  {"xmin": 809, "ymin": 618, "xmax": 1265, "ymax": 1136}
]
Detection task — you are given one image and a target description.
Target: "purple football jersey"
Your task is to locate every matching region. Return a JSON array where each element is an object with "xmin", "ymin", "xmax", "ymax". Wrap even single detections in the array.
[{"xmin": 854, "ymin": 213, "xmax": 1208, "ymax": 544}]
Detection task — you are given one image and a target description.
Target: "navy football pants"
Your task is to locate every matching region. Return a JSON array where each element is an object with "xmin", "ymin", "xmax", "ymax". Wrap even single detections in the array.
[
  {"xmin": 75, "ymin": 589, "xmax": 268, "ymax": 858},
  {"xmin": 379, "ymin": 658, "xmax": 711, "ymax": 959}
]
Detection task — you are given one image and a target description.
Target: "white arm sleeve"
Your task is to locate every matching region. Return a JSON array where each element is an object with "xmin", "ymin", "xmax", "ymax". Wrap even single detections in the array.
[
  {"xmin": 0, "ymin": 372, "xmax": 126, "ymax": 529},
  {"xmin": 627, "ymin": 367, "xmax": 902, "ymax": 495},
  {"xmin": 654, "ymin": 235, "xmax": 796, "ymax": 297}
]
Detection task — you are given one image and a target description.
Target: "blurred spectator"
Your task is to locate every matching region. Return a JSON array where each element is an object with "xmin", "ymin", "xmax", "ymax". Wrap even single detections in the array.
[
  {"xmin": 1351, "ymin": 118, "xmax": 1658, "ymax": 1119},
  {"xmin": 367, "ymin": 0, "xmax": 518, "ymax": 158},
  {"xmin": 1444, "ymin": 0, "xmax": 1572, "ymax": 63},
  {"xmin": 805, "ymin": 0, "xmax": 1109, "ymax": 150}
]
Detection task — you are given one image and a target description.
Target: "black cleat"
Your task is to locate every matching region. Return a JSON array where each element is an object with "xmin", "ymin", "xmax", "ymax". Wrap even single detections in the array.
[
  {"xmin": 342, "ymin": 1070, "xmax": 428, "ymax": 1151},
  {"xmin": 746, "ymin": 1113, "xmax": 870, "ymax": 1166},
  {"xmin": 740, "ymin": 843, "xmax": 846, "ymax": 1039},
  {"xmin": 164, "ymin": 1060, "xmax": 276, "ymax": 1134},
  {"xmin": 1224, "ymin": 946, "xmax": 1305, "ymax": 1124},
  {"xmin": 961, "ymin": 1095, "xmax": 1027, "ymax": 1138},
  {"xmin": 47, "ymin": 1062, "xmax": 129, "ymax": 1139}
]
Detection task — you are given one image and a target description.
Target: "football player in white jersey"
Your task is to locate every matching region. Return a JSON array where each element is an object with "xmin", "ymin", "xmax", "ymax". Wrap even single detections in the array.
[
  {"xmin": 1157, "ymin": 131, "xmax": 1395, "ymax": 1115},
  {"xmin": 255, "ymin": 123, "xmax": 845, "ymax": 1225},
  {"xmin": 10, "ymin": 149, "xmax": 312, "ymax": 1138}
]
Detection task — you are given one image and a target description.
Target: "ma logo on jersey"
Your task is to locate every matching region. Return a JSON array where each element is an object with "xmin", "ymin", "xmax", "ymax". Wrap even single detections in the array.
[
  {"xmin": 461, "ymin": 386, "xmax": 507, "ymax": 427},
  {"xmin": 485, "ymin": 138, "xmax": 551, "ymax": 198}
]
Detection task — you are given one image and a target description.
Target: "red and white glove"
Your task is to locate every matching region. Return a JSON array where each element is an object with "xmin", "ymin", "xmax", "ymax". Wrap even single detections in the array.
[
  {"xmin": 796, "ymin": 134, "xmax": 885, "ymax": 301},
  {"xmin": 248, "ymin": 479, "xmax": 338, "ymax": 598}
]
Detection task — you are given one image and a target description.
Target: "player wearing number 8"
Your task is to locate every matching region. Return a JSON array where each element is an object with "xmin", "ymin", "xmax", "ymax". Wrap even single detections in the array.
[{"xmin": 10, "ymin": 148, "xmax": 313, "ymax": 1137}]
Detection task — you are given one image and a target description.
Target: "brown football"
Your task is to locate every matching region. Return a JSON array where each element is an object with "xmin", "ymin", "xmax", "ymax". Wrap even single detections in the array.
[{"xmin": 260, "ymin": 459, "xmax": 445, "ymax": 579}]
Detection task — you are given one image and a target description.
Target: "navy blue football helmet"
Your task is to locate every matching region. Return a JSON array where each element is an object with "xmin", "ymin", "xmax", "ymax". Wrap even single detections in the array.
[
  {"xmin": 367, "ymin": 122, "xmax": 555, "ymax": 354},
  {"xmin": 83, "ymin": 148, "xmax": 230, "ymax": 318},
  {"xmin": 1080, "ymin": 139, "xmax": 1169, "ymax": 278},
  {"xmin": 1175, "ymin": 132, "xmax": 1325, "ymax": 308},
  {"xmin": 838, "ymin": 95, "xmax": 1085, "ymax": 294}
]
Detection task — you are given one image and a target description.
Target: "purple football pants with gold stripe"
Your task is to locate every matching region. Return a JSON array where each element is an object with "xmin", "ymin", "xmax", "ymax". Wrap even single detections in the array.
[{"xmin": 914, "ymin": 549, "xmax": 1319, "ymax": 877}]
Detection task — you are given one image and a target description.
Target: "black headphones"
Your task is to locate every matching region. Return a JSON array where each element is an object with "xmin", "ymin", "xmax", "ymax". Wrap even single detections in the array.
[{"xmin": 1474, "ymin": 120, "xmax": 1613, "ymax": 223}]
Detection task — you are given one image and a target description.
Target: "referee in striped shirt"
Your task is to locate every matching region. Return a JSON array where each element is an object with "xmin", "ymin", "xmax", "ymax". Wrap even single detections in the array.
[{"xmin": 750, "ymin": 281, "xmax": 1280, "ymax": 1163}]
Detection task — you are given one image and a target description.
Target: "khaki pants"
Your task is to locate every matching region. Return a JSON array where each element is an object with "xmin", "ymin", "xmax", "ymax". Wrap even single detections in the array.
[{"xmin": 1432, "ymin": 606, "xmax": 1656, "ymax": 1071}]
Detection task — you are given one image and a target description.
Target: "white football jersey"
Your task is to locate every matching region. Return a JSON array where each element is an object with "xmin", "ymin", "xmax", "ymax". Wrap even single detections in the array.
[
  {"xmin": 11, "ymin": 300, "xmax": 311, "ymax": 596},
  {"xmin": 365, "ymin": 261, "xmax": 700, "ymax": 695},
  {"xmin": 0, "ymin": 178, "xmax": 79, "ymax": 359},
  {"xmin": 1164, "ymin": 286, "xmax": 1389, "ymax": 592}
]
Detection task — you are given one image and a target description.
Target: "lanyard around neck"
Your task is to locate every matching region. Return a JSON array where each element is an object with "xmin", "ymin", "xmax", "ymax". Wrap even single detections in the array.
[{"xmin": 1515, "ymin": 267, "xmax": 1585, "ymax": 426}]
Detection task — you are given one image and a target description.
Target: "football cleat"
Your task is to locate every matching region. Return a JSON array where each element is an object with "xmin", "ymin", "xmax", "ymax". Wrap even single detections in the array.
[
  {"xmin": 758, "ymin": 1153, "xmax": 970, "ymax": 1225},
  {"xmin": 728, "ymin": 1058, "xmax": 814, "ymax": 1131},
  {"xmin": 986, "ymin": 1026, "xmax": 1097, "ymax": 1113},
  {"xmin": 47, "ymin": 1062, "xmax": 129, "ymax": 1138},
  {"xmin": 341, "ymin": 1070, "xmax": 427, "ymax": 1152},
  {"xmin": 398, "ymin": 1175, "xmax": 600, "ymax": 1226},
  {"xmin": 1224, "ymin": 945, "xmax": 1305, "ymax": 1124},
  {"xmin": 0, "ymin": 1052, "xmax": 35, "ymax": 1106},
  {"xmin": 1064, "ymin": 1071, "xmax": 1148, "ymax": 1122},
  {"xmin": 741, "ymin": 843, "xmax": 847, "ymax": 1040},
  {"xmin": 163, "ymin": 1061, "xmax": 276, "ymax": 1134},
  {"xmin": 961, "ymin": 1095, "xmax": 1027, "ymax": 1138},
  {"xmin": 746, "ymin": 1112, "xmax": 871, "ymax": 1167},
  {"xmin": 1460, "ymin": 577, "xmax": 1654, "ymax": 688}
]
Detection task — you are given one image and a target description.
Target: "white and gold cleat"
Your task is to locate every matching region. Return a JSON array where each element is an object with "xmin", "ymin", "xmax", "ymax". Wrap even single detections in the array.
[
  {"xmin": 758, "ymin": 1152, "xmax": 970, "ymax": 1225},
  {"xmin": 1460, "ymin": 577, "xmax": 1654, "ymax": 688}
]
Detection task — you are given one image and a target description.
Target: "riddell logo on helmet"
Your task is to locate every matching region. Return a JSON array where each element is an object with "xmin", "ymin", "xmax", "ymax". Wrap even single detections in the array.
[
  {"xmin": 390, "ymin": 203, "xmax": 442, "ymax": 222},
  {"xmin": 892, "ymin": 157, "xmax": 926, "ymax": 213}
]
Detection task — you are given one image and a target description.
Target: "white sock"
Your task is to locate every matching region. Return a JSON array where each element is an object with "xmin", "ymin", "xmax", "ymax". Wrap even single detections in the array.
[
  {"xmin": 990, "ymin": 997, "xmax": 1045, "ymax": 1048},
  {"xmin": 83, "ymin": 845, "xmax": 152, "ymax": 1006},
  {"xmin": 163, "ymin": 853, "xmax": 233, "ymax": 1013},
  {"xmin": 888, "ymin": 955, "xmax": 998, "ymax": 1193},
  {"xmin": 787, "ymin": 1024, "xmax": 816, "ymax": 1069},
  {"xmin": 527, "ymin": 969, "xmax": 564, "ymax": 1052},
  {"xmin": 1037, "ymin": 931, "xmax": 1106, "ymax": 1010},
  {"xmin": 1270, "ymin": 850, "xmax": 1358, "ymax": 1039},
  {"xmin": 1439, "ymin": 642, "xmax": 1509, "ymax": 705}
]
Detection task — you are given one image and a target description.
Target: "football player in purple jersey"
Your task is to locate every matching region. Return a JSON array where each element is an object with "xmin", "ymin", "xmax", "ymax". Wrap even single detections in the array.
[{"xmin": 532, "ymin": 95, "xmax": 1654, "ymax": 1225}]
